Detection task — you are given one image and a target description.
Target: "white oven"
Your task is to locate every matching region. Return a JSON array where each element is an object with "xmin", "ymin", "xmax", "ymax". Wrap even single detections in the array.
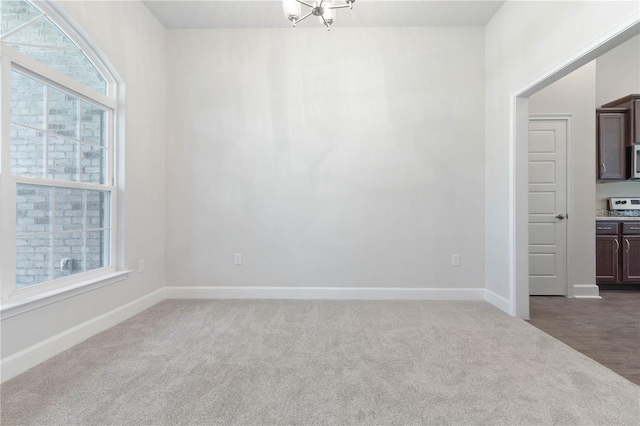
[{"xmin": 608, "ymin": 197, "xmax": 640, "ymax": 211}]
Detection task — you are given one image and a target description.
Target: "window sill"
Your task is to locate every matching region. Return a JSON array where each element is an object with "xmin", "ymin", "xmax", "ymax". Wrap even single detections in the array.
[{"xmin": 0, "ymin": 270, "xmax": 131, "ymax": 320}]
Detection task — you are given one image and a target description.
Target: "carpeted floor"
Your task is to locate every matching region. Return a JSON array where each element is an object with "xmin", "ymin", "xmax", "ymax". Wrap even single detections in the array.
[{"xmin": 1, "ymin": 300, "xmax": 639, "ymax": 425}]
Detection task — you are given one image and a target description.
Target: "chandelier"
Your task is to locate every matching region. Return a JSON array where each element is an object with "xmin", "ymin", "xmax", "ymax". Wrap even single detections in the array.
[{"xmin": 283, "ymin": 0, "xmax": 356, "ymax": 30}]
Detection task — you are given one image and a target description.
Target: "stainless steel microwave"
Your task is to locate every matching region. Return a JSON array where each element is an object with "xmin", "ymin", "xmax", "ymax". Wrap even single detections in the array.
[{"xmin": 630, "ymin": 145, "xmax": 640, "ymax": 180}]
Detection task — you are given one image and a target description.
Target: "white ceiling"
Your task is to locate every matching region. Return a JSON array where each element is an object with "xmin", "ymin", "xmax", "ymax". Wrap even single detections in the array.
[{"xmin": 143, "ymin": 0, "xmax": 506, "ymax": 29}]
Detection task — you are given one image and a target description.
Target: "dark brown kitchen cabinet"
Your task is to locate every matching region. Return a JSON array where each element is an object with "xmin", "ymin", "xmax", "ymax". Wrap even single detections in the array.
[
  {"xmin": 596, "ymin": 221, "xmax": 640, "ymax": 285},
  {"xmin": 596, "ymin": 222, "xmax": 620, "ymax": 283},
  {"xmin": 597, "ymin": 108, "xmax": 627, "ymax": 180},
  {"xmin": 621, "ymin": 223, "xmax": 640, "ymax": 282},
  {"xmin": 602, "ymin": 94, "xmax": 640, "ymax": 146}
]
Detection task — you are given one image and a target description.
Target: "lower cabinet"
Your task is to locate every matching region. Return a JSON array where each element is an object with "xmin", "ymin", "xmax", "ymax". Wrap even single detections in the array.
[
  {"xmin": 596, "ymin": 223, "xmax": 620, "ymax": 283},
  {"xmin": 596, "ymin": 221, "xmax": 640, "ymax": 284},
  {"xmin": 621, "ymin": 224, "xmax": 640, "ymax": 282}
]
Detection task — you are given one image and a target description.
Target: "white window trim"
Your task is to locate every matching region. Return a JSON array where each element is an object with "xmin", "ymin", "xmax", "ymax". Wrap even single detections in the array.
[
  {"xmin": 5, "ymin": 49, "xmax": 116, "ymax": 110},
  {"xmin": 26, "ymin": 0, "xmax": 117, "ymax": 100},
  {"xmin": 0, "ymin": 1, "xmax": 124, "ymax": 306},
  {"xmin": 0, "ymin": 270, "xmax": 130, "ymax": 320}
]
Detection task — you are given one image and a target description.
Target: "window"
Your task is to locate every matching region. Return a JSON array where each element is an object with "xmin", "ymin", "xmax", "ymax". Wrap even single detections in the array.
[{"xmin": 1, "ymin": 1, "xmax": 118, "ymax": 302}]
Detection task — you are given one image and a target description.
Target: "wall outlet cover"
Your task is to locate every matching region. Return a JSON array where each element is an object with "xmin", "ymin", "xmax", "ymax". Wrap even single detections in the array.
[{"xmin": 60, "ymin": 258, "xmax": 73, "ymax": 271}]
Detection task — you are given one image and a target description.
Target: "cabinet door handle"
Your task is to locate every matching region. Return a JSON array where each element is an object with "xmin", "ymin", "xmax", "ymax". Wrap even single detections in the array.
[
  {"xmin": 630, "ymin": 227, "xmax": 640, "ymax": 230},
  {"xmin": 625, "ymin": 238, "xmax": 630, "ymax": 253},
  {"xmin": 601, "ymin": 163, "xmax": 606, "ymax": 174},
  {"xmin": 614, "ymin": 238, "xmax": 619, "ymax": 253}
]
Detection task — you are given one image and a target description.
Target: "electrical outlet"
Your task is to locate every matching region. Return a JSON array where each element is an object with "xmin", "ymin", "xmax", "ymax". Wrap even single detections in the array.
[
  {"xmin": 234, "ymin": 253, "xmax": 242, "ymax": 265},
  {"xmin": 452, "ymin": 254, "xmax": 460, "ymax": 267},
  {"xmin": 138, "ymin": 259, "xmax": 145, "ymax": 273},
  {"xmin": 60, "ymin": 258, "xmax": 73, "ymax": 271}
]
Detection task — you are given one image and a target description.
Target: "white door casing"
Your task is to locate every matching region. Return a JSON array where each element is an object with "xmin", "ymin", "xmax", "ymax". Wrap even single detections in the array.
[{"xmin": 528, "ymin": 117, "xmax": 568, "ymax": 296}]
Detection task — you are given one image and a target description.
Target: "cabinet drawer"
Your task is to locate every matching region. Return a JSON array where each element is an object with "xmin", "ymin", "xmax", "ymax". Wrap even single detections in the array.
[
  {"xmin": 622, "ymin": 223, "xmax": 640, "ymax": 234},
  {"xmin": 596, "ymin": 222, "xmax": 619, "ymax": 235}
]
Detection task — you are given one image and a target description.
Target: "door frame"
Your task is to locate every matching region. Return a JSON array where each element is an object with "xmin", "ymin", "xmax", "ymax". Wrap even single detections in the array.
[
  {"xmin": 528, "ymin": 115, "xmax": 572, "ymax": 297},
  {"xmin": 511, "ymin": 18, "xmax": 640, "ymax": 319}
]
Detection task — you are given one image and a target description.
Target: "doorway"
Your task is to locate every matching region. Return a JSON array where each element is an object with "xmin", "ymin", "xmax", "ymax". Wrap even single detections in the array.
[{"xmin": 513, "ymin": 21, "xmax": 640, "ymax": 318}]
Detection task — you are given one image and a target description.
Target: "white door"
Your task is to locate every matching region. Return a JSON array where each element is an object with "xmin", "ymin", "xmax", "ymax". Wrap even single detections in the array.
[{"xmin": 528, "ymin": 118, "xmax": 568, "ymax": 296}]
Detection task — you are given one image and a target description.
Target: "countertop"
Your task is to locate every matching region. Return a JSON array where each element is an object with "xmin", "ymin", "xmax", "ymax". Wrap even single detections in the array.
[{"xmin": 596, "ymin": 216, "xmax": 640, "ymax": 221}]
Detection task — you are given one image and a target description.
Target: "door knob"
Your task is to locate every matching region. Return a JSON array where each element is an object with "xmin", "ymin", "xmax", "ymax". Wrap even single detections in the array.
[{"xmin": 555, "ymin": 214, "xmax": 566, "ymax": 220}]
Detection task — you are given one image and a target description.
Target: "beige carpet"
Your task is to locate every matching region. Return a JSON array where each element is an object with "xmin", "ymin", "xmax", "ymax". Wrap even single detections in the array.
[{"xmin": 1, "ymin": 300, "xmax": 639, "ymax": 425}]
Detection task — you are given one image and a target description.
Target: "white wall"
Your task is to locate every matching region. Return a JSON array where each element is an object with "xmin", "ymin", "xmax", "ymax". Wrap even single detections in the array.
[
  {"xmin": 528, "ymin": 62, "xmax": 597, "ymax": 295},
  {"xmin": 1, "ymin": 1, "xmax": 166, "ymax": 358},
  {"xmin": 595, "ymin": 34, "xmax": 640, "ymax": 208},
  {"xmin": 596, "ymin": 34, "xmax": 640, "ymax": 106},
  {"xmin": 485, "ymin": 0, "xmax": 639, "ymax": 315},
  {"xmin": 165, "ymin": 28, "xmax": 485, "ymax": 291}
]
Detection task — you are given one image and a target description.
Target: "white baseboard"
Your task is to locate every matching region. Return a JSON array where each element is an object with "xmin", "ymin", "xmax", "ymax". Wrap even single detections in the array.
[
  {"xmin": 0, "ymin": 288, "xmax": 166, "ymax": 384},
  {"xmin": 573, "ymin": 284, "xmax": 601, "ymax": 299},
  {"xmin": 165, "ymin": 286, "xmax": 486, "ymax": 301},
  {"xmin": 484, "ymin": 289, "xmax": 513, "ymax": 315}
]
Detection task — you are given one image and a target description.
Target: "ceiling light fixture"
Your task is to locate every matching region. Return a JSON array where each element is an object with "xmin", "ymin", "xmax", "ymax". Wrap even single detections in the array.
[{"xmin": 283, "ymin": 0, "xmax": 356, "ymax": 31}]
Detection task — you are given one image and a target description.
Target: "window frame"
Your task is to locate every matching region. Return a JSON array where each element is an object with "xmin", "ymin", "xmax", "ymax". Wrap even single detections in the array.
[{"xmin": 0, "ymin": 0, "xmax": 120, "ymax": 304}]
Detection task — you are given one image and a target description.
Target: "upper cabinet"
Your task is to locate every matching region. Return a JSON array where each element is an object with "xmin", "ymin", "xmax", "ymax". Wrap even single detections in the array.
[
  {"xmin": 597, "ymin": 108, "xmax": 627, "ymax": 180},
  {"xmin": 601, "ymin": 94, "xmax": 640, "ymax": 146},
  {"xmin": 597, "ymin": 94, "xmax": 640, "ymax": 181}
]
